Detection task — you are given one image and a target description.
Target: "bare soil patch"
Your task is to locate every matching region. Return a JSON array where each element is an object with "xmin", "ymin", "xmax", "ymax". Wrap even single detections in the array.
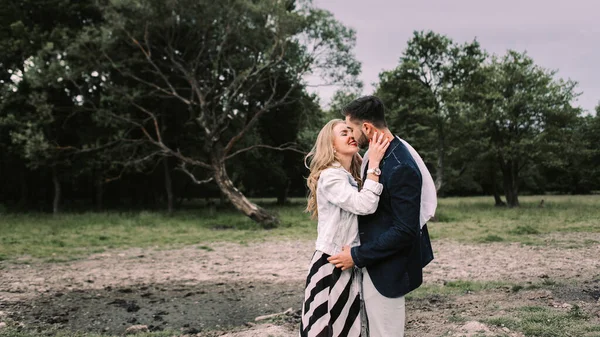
[{"xmin": 1, "ymin": 234, "xmax": 600, "ymax": 336}]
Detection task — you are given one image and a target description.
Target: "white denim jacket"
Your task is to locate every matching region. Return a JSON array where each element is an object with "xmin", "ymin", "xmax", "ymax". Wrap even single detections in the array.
[{"xmin": 315, "ymin": 162, "xmax": 383, "ymax": 256}]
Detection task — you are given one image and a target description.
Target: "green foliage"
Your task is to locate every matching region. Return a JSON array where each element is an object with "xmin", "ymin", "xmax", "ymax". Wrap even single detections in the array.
[
  {"xmin": 1, "ymin": 5, "xmax": 599, "ymax": 215},
  {"xmin": 0, "ymin": 0, "xmax": 359, "ymax": 218},
  {"xmin": 469, "ymin": 51, "xmax": 582, "ymax": 206},
  {"xmin": 376, "ymin": 31, "xmax": 590, "ymax": 205},
  {"xmin": 541, "ymin": 112, "xmax": 600, "ymax": 194},
  {"xmin": 327, "ymin": 87, "xmax": 363, "ymax": 118},
  {"xmin": 0, "ymin": 0, "xmax": 105, "ymax": 169},
  {"xmin": 376, "ymin": 31, "xmax": 486, "ymax": 194}
]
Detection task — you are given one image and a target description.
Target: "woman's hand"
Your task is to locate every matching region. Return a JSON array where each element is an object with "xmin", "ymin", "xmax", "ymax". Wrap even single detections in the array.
[{"xmin": 368, "ymin": 131, "xmax": 390, "ymax": 168}]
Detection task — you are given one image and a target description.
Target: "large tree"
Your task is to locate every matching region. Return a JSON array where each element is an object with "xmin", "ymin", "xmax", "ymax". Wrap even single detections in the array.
[
  {"xmin": 0, "ymin": 0, "xmax": 109, "ymax": 213},
  {"xmin": 68, "ymin": 0, "xmax": 360, "ymax": 226},
  {"xmin": 472, "ymin": 51, "xmax": 581, "ymax": 206},
  {"xmin": 375, "ymin": 31, "xmax": 485, "ymax": 193},
  {"xmin": 541, "ymin": 105, "xmax": 600, "ymax": 194}
]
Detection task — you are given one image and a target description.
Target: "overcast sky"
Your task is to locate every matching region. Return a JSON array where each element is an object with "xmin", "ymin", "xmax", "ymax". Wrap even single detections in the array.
[{"xmin": 312, "ymin": 0, "xmax": 599, "ymax": 114}]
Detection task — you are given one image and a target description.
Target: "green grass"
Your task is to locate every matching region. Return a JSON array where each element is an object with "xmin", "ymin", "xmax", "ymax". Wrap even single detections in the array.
[
  {"xmin": 0, "ymin": 195, "xmax": 599, "ymax": 262},
  {"xmin": 408, "ymin": 279, "xmax": 599, "ymax": 337},
  {"xmin": 0, "ymin": 201, "xmax": 316, "ymax": 262},
  {"xmin": 486, "ymin": 305, "xmax": 600, "ymax": 337},
  {"xmin": 406, "ymin": 279, "xmax": 515, "ymax": 300},
  {"xmin": 405, "ymin": 277, "xmax": 566, "ymax": 301},
  {"xmin": 430, "ymin": 195, "xmax": 600, "ymax": 245}
]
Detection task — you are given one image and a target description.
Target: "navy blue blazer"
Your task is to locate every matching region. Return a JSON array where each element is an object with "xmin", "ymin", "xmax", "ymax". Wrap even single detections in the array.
[{"xmin": 351, "ymin": 137, "xmax": 434, "ymax": 298}]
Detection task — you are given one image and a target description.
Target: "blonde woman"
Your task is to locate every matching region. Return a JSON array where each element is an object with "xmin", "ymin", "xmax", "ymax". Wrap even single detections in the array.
[{"xmin": 300, "ymin": 119, "xmax": 390, "ymax": 337}]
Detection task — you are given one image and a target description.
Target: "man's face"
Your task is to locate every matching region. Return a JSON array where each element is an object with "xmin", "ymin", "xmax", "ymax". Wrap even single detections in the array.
[{"xmin": 344, "ymin": 116, "xmax": 370, "ymax": 149}]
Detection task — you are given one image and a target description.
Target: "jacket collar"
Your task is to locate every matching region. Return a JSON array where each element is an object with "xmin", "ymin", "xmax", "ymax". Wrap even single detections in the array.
[
  {"xmin": 331, "ymin": 161, "xmax": 351, "ymax": 175},
  {"xmin": 383, "ymin": 136, "xmax": 401, "ymax": 160}
]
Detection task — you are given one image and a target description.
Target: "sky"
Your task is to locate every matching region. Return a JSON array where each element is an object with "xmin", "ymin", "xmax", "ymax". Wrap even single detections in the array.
[{"xmin": 311, "ymin": 0, "xmax": 599, "ymax": 114}]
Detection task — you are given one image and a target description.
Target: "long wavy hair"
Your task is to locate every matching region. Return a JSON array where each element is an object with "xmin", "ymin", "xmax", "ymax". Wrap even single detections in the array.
[{"xmin": 305, "ymin": 119, "xmax": 362, "ymax": 219}]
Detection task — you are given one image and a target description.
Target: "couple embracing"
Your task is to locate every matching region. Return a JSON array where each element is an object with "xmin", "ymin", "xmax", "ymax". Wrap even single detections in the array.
[{"xmin": 300, "ymin": 96, "xmax": 437, "ymax": 337}]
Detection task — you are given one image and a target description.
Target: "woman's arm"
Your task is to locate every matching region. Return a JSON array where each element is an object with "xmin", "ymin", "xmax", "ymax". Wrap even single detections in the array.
[{"xmin": 319, "ymin": 168, "xmax": 383, "ymax": 215}]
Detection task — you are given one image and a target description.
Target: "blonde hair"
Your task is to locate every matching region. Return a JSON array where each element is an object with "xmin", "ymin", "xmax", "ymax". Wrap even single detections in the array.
[{"xmin": 305, "ymin": 119, "xmax": 362, "ymax": 219}]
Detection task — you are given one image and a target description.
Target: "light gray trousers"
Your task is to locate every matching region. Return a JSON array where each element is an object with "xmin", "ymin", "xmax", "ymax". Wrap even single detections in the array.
[{"xmin": 362, "ymin": 268, "xmax": 406, "ymax": 337}]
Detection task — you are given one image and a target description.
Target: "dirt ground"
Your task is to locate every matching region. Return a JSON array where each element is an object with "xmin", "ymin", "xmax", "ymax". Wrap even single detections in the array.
[{"xmin": 1, "ymin": 233, "xmax": 600, "ymax": 336}]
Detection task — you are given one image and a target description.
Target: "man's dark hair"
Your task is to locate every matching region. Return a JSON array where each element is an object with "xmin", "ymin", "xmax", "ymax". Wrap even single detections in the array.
[{"xmin": 341, "ymin": 95, "xmax": 387, "ymax": 128}]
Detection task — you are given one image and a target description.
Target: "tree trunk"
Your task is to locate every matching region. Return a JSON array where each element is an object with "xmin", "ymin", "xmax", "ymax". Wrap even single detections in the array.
[
  {"xmin": 493, "ymin": 188, "xmax": 506, "ymax": 207},
  {"xmin": 435, "ymin": 133, "xmax": 444, "ymax": 192},
  {"xmin": 163, "ymin": 158, "xmax": 174, "ymax": 214},
  {"xmin": 95, "ymin": 173, "xmax": 104, "ymax": 211},
  {"xmin": 18, "ymin": 169, "xmax": 29, "ymax": 209},
  {"xmin": 276, "ymin": 180, "xmax": 290, "ymax": 206},
  {"xmin": 212, "ymin": 158, "xmax": 279, "ymax": 228},
  {"xmin": 502, "ymin": 162, "xmax": 520, "ymax": 207},
  {"xmin": 52, "ymin": 166, "xmax": 61, "ymax": 214},
  {"xmin": 219, "ymin": 192, "xmax": 226, "ymax": 207},
  {"xmin": 490, "ymin": 166, "xmax": 506, "ymax": 207}
]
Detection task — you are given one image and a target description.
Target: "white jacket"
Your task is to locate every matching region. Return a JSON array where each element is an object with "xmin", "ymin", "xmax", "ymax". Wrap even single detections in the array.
[{"xmin": 315, "ymin": 163, "xmax": 383, "ymax": 256}]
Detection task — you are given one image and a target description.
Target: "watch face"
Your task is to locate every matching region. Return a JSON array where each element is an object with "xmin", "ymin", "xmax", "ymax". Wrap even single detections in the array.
[{"xmin": 368, "ymin": 168, "xmax": 381, "ymax": 175}]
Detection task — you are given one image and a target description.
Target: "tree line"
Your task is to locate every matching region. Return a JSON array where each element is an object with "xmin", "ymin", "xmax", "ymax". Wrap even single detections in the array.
[{"xmin": 1, "ymin": 1, "xmax": 598, "ymax": 226}]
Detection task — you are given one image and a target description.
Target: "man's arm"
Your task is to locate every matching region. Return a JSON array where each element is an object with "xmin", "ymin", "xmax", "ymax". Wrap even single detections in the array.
[{"xmin": 350, "ymin": 163, "xmax": 421, "ymax": 268}]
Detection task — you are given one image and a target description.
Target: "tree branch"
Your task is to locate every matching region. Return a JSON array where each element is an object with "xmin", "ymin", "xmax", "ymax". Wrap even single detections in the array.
[
  {"xmin": 224, "ymin": 143, "xmax": 306, "ymax": 161},
  {"xmin": 176, "ymin": 162, "xmax": 214, "ymax": 185}
]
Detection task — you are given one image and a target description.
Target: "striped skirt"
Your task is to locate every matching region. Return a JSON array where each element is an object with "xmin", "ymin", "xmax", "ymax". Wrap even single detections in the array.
[{"xmin": 300, "ymin": 250, "xmax": 362, "ymax": 337}]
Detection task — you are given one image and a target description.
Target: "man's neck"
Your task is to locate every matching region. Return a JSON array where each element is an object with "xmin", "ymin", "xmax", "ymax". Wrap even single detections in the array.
[
  {"xmin": 364, "ymin": 129, "xmax": 394, "ymax": 161},
  {"xmin": 371, "ymin": 128, "xmax": 394, "ymax": 142}
]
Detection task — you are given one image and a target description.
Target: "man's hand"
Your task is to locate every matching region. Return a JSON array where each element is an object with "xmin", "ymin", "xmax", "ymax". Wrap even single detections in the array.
[{"xmin": 327, "ymin": 245, "xmax": 355, "ymax": 271}]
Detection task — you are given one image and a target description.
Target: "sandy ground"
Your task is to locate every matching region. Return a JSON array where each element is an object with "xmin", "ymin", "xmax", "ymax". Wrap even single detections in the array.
[{"xmin": 1, "ymin": 233, "xmax": 600, "ymax": 336}]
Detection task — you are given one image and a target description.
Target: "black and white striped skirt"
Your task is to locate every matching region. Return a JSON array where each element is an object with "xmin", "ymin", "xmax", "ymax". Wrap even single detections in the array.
[{"xmin": 300, "ymin": 250, "xmax": 362, "ymax": 337}]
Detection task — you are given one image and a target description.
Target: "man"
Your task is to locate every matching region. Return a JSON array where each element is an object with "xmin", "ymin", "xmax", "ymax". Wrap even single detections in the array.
[{"xmin": 328, "ymin": 96, "xmax": 436, "ymax": 336}]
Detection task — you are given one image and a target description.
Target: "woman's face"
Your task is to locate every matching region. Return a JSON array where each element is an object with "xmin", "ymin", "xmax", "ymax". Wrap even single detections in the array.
[{"xmin": 332, "ymin": 122, "xmax": 359, "ymax": 157}]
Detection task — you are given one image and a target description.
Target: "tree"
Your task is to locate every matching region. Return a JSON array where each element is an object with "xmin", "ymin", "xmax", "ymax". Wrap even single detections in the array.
[
  {"xmin": 375, "ymin": 31, "xmax": 485, "ymax": 193},
  {"xmin": 326, "ymin": 88, "xmax": 361, "ymax": 118},
  {"xmin": 0, "ymin": 0, "xmax": 108, "ymax": 213},
  {"xmin": 70, "ymin": 0, "xmax": 360, "ymax": 226},
  {"xmin": 541, "ymin": 107, "xmax": 600, "ymax": 194},
  {"xmin": 473, "ymin": 51, "xmax": 581, "ymax": 207}
]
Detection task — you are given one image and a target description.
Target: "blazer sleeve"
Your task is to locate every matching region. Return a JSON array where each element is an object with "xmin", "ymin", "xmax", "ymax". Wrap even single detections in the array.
[
  {"xmin": 350, "ymin": 163, "xmax": 422, "ymax": 268},
  {"xmin": 319, "ymin": 168, "xmax": 383, "ymax": 216}
]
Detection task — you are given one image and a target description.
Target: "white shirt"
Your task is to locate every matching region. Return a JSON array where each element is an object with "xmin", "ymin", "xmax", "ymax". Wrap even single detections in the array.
[
  {"xmin": 315, "ymin": 163, "xmax": 383, "ymax": 256},
  {"xmin": 361, "ymin": 137, "xmax": 437, "ymax": 228}
]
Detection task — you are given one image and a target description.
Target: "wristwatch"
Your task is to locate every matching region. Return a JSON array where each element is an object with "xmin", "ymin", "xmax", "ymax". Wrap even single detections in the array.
[{"xmin": 366, "ymin": 168, "xmax": 381, "ymax": 176}]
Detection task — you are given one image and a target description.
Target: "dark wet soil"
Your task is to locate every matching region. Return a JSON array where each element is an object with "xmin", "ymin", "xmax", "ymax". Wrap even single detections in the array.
[
  {"xmin": 2, "ymin": 278, "xmax": 599, "ymax": 336},
  {"xmin": 2, "ymin": 280, "xmax": 304, "ymax": 335},
  {"xmin": 552, "ymin": 277, "xmax": 600, "ymax": 303}
]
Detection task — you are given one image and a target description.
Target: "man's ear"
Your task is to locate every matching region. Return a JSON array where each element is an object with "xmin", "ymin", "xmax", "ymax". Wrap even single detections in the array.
[{"xmin": 362, "ymin": 122, "xmax": 373, "ymax": 138}]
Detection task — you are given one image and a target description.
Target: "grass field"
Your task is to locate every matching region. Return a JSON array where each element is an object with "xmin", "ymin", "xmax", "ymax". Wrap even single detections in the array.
[{"xmin": 1, "ymin": 195, "xmax": 598, "ymax": 262}]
